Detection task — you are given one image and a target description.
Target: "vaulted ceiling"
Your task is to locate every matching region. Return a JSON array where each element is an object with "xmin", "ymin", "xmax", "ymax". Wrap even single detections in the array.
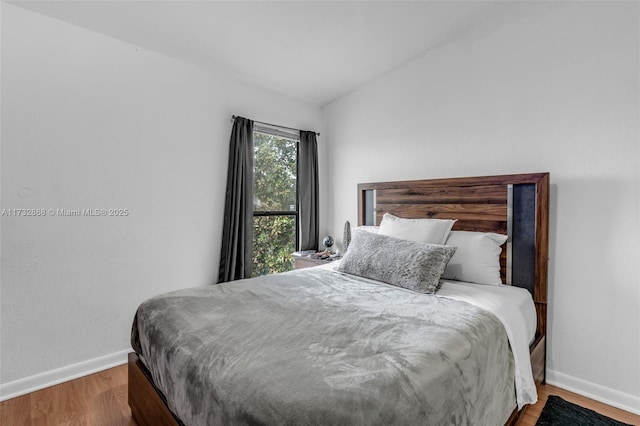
[{"xmin": 11, "ymin": 1, "xmax": 507, "ymax": 106}]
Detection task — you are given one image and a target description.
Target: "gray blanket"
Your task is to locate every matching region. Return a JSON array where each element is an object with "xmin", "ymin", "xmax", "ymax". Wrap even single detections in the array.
[{"xmin": 132, "ymin": 268, "xmax": 516, "ymax": 425}]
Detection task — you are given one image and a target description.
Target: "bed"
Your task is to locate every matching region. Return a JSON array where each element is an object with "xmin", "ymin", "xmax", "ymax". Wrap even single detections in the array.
[{"xmin": 128, "ymin": 172, "xmax": 549, "ymax": 426}]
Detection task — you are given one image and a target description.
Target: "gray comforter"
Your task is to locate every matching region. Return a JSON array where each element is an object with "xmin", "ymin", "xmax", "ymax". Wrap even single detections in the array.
[{"xmin": 131, "ymin": 268, "xmax": 516, "ymax": 426}]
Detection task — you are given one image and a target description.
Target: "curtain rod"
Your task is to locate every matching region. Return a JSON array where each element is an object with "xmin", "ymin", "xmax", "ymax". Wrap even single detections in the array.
[{"xmin": 232, "ymin": 115, "xmax": 319, "ymax": 137}]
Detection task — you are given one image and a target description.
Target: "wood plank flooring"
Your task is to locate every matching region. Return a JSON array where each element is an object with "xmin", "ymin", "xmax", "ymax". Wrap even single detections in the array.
[
  {"xmin": 1, "ymin": 365, "xmax": 133, "ymax": 426},
  {"xmin": 1, "ymin": 365, "xmax": 638, "ymax": 425}
]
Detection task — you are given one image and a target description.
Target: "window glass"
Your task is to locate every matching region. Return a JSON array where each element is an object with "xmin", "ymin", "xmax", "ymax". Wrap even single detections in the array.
[
  {"xmin": 252, "ymin": 215, "xmax": 296, "ymax": 277},
  {"xmin": 253, "ymin": 132, "xmax": 297, "ymax": 212},
  {"xmin": 252, "ymin": 130, "xmax": 298, "ymax": 276}
]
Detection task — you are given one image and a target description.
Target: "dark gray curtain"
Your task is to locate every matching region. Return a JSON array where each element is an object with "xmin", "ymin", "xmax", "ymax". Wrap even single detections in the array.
[
  {"xmin": 298, "ymin": 130, "xmax": 319, "ymax": 251},
  {"xmin": 218, "ymin": 117, "xmax": 254, "ymax": 283}
]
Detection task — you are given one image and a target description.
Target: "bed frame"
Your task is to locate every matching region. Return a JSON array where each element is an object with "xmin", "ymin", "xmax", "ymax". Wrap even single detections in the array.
[{"xmin": 128, "ymin": 172, "xmax": 549, "ymax": 426}]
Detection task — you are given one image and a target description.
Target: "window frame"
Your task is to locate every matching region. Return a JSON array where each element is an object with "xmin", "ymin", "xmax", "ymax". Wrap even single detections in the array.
[{"xmin": 252, "ymin": 125, "xmax": 300, "ymax": 275}]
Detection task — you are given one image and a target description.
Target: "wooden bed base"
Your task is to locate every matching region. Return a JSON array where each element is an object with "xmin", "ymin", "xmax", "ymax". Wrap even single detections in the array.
[
  {"xmin": 129, "ymin": 352, "xmax": 182, "ymax": 426},
  {"xmin": 129, "ymin": 172, "xmax": 549, "ymax": 425}
]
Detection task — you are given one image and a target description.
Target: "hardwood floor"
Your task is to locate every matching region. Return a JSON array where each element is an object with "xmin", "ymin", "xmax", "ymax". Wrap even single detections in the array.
[
  {"xmin": 1, "ymin": 365, "xmax": 134, "ymax": 426},
  {"xmin": 1, "ymin": 365, "xmax": 638, "ymax": 425}
]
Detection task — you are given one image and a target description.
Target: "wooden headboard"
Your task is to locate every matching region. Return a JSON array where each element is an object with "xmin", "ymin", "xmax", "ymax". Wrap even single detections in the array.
[{"xmin": 357, "ymin": 173, "xmax": 549, "ymax": 340}]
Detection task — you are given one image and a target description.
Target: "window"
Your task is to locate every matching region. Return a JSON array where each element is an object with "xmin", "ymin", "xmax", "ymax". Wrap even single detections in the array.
[{"xmin": 252, "ymin": 126, "xmax": 299, "ymax": 276}]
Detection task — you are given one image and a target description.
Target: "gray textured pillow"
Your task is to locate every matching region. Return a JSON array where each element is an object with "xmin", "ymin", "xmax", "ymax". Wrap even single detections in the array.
[{"xmin": 337, "ymin": 229, "xmax": 457, "ymax": 294}]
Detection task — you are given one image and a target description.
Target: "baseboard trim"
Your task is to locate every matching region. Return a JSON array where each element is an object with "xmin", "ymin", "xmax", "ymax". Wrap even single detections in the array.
[
  {"xmin": 0, "ymin": 348, "xmax": 130, "ymax": 402},
  {"xmin": 547, "ymin": 369, "xmax": 640, "ymax": 415}
]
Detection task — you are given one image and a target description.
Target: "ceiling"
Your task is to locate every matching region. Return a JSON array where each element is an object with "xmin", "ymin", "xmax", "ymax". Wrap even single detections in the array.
[{"xmin": 10, "ymin": 1, "xmax": 507, "ymax": 107}]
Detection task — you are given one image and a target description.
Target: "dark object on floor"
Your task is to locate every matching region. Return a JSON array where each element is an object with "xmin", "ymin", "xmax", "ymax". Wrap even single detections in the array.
[{"xmin": 536, "ymin": 395, "xmax": 633, "ymax": 426}]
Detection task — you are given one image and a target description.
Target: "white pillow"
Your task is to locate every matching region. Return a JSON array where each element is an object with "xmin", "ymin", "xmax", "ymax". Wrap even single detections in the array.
[
  {"xmin": 354, "ymin": 225, "xmax": 380, "ymax": 234},
  {"xmin": 378, "ymin": 213, "xmax": 455, "ymax": 245},
  {"xmin": 442, "ymin": 231, "xmax": 508, "ymax": 285}
]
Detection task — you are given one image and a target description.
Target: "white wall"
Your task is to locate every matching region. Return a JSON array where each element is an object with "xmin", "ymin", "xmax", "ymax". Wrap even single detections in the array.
[
  {"xmin": 0, "ymin": 3, "xmax": 322, "ymax": 397},
  {"xmin": 323, "ymin": 1, "xmax": 639, "ymax": 413}
]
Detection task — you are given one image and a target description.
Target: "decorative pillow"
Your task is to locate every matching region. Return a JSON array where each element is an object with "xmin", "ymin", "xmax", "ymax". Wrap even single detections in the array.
[
  {"xmin": 337, "ymin": 229, "xmax": 457, "ymax": 294},
  {"xmin": 442, "ymin": 231, "xmax": 508, "ymax": 285},
  {"xmin": 378, "ymin": 213, "xmax": 455, "ymax": 245}
]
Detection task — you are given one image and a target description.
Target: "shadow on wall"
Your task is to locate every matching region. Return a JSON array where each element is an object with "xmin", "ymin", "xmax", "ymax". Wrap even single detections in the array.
[{"xmin": 545, "ymin": 175, "xmax": 639, "ymax": 375}]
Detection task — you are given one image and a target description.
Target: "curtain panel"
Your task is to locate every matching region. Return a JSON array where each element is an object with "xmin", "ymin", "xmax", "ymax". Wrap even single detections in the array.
[
  {"xmin": 218, "ymin": 117, "xmax": 254, "ymax": 283},
  {"xmin": 298, "ymin": 130, "xmax": 319, "ymax": 251}
]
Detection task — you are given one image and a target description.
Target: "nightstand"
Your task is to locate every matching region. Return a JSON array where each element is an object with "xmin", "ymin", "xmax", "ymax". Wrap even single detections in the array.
[{"xmin": 293, "ymin": 255, "xmax": 339, "ymax": 270}]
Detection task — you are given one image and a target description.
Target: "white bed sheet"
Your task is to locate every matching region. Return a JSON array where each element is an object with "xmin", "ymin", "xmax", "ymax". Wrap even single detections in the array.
[
  {"xmin": 316, "ymin": 259, "xmax": 538, "ymax": 409},
  {"xmin": 437, "ymin": 279, "xmax": 537, "ymax": 409}
]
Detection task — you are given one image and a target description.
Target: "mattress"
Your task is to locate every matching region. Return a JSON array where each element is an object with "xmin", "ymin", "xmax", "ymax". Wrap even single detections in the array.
[{"xmin": 131, "ymin": 265, "xmax": 536, "ymax": 425}]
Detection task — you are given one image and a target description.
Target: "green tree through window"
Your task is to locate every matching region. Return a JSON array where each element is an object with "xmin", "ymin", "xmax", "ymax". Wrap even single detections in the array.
[{"xmin": 252, "ymin": 131, "xmax": 298, "ymax": 276}]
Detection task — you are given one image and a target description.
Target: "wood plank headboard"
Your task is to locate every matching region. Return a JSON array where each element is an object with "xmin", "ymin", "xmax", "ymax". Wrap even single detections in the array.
[{"xmin": 357, "ymin": 173, "xmax": 549, "ymax": 338}]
